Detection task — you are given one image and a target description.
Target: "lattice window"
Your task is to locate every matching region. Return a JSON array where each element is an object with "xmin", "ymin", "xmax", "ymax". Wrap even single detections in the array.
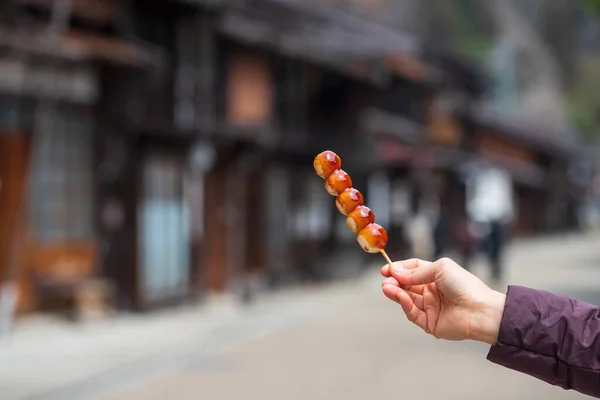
[{"xmin": 28, "ymin": 104, "xmax": 94, "ymax": 242}]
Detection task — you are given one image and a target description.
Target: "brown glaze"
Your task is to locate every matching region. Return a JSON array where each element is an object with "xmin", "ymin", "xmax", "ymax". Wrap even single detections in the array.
[
  {"xmin": 313, "ymin": 150, "xmax": 342, "ymax": 179},
  {"xmin": 313, "ymin": 150, "xmax": 390, "ymax": 255},
  {"xmin": 346, "ymin": 205, "xmax": 375, "ymax": 233},
  {"xmin": 335, "ymin": 188, "xmax": 364, "ymax": 216},
  {"xmin": 324, "ymin": 169, "xmax": 352, "ymax": 196},
  {"xmin": 356, "ymin": 223, "xmax": 388, "ymax": 253}
]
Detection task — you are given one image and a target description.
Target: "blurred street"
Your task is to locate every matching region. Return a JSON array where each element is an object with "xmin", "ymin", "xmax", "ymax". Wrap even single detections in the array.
[
  {"xmin": 104, "ymin": 232, "xmax": 600, "ymax": 400},
  {"xmin": 2, "ymin": 232, "xmax": 598, "ymax": 400},
  {"xmin": 3, "ymin": 1, "xmax": 600, "ymax": 399}
]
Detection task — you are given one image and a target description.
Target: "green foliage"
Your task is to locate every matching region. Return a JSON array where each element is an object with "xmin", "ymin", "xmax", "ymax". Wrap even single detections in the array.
[
  {"xmin": 456, "ymin": 34, "xmax": 493, "ymax": 63},
  {"xmin": 567, "ymin": 2, "xmax": 600, "ymax": 138},
  {"xmin": 567, "ymin": 57, "xmax": 600, "ymax": 138},
  {"xmin": 436, "ymin": 0, "xmax": 494, "ymax": 61},
  {"xmin": 583, "ymin": 0, "xmax": 600, "ymax": 18}
]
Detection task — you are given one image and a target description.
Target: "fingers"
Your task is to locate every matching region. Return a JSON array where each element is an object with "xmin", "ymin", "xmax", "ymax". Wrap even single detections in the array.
[
  {"xmin": 381, "ymin": 275, "xmax": 413, "ymax": 292},
  {"xmin": 380, "ymin": 264, "xmax": 391, "ymax": 277},
  {"xmin": 408, "ymin": 284, "xmax": 425, "ymax": 295},
  {"xmin": 382, "ymin": 284, "xmax": 427, "ymax": 331},
  {"xmin": 382, "ymin": 282, "xmax": 424, "ymax": 311},
  {"xmin": 405, "ymin": 289, "xmax": 423, "ymax": 309},
  {"xmin": 388, "ymin": 258, "xmax": 442, "ymax": 286},
  {"xmin": 381, "ymin": 277, "xmax": 425, "ymax": 297},
  {"xmin": 382, "ymin": 283, "xmax": 401, "ymax": 302},
  {"xmin": 382, "ymin": 276, "xmax": 399, "ymax": 286},
  {"xmin": 398, "ymin": 291, "xmax": 428, "ymax": 329}
]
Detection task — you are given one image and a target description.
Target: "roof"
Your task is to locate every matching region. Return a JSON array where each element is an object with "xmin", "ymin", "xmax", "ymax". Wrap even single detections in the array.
[
  {"xmin": 0, "ymin": 26, "xmax": 165, "ymax": 69},
  {"xmin": 218, "ymin": 0, "xmax": 497, "ymax": 96},
  {"xmin": 467, "ymin": 103, "xmax": 583, "ymax": 159},
  {"xmin": 218, "ymin": 0, "xmax": 445, "ymax": 86}
]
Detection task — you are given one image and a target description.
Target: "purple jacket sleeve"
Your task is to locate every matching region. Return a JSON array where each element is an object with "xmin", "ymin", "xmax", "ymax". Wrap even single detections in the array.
[{"xmin": 487, "ymin": 285, "xmax": 600, "ymax": 398}]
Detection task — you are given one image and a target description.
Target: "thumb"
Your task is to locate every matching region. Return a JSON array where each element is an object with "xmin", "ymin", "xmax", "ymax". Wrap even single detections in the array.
[{"xmin": 388, "ymin": 259, "xmax": 441, "ymax": 286}]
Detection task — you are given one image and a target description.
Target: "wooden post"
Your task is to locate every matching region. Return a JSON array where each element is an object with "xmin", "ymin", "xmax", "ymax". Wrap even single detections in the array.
[{"xmin": 0, "ymin": 132, "xmax": 31, "ymax": 321}]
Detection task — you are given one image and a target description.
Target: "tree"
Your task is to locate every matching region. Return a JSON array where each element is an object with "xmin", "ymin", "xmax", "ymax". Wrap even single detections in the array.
[
  {"xmin": 583, "ymin": 0, "xmax": 600, "ymax": 18},
  {"xmin": 566, "ymin": 0, "xmax": 600, "ymax": 138}
]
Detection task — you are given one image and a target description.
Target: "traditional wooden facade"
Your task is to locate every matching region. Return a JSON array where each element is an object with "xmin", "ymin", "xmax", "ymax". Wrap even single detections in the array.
[
  {"xmin": 119, "ymin": 0, "xmax": 462, "ymax": 302},
  {"xmin": 2, "ymin": 0, "xmax": 585, "ymax": 316},
  {"xmin": 0, "ymin": 0, "xmax": 478, "ymax": 314},
  {"xmin": 0, "ymin": 0, "xmax": 163, "ymax": 314}
]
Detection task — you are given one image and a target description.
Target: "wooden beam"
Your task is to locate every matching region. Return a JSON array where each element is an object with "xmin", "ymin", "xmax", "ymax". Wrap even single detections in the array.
[
  {"xmin": 60, "ymin": 30, "xmax": 164, "ymax": 68},
  {"xmin": 0, "ymin": 28, "xmax": 165, "ymax": 69},
  {"xmin": 385, "ymin": 54, "xmax": 432, "ymax": 83},
  {"xmin": 15, "ymin": 0, "xmax": 120, "ymax": 25}
]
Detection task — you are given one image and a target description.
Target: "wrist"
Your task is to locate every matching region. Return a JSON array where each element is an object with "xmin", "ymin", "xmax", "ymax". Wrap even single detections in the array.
[{"xmin": 469, "ymin": 290, "xmax": 506, "ymax": 345}]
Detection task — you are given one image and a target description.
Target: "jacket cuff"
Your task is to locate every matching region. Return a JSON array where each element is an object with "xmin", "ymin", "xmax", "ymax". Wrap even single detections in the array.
[
  {"xmin": 486, "ymin": 285, "xmax": 537, "ymax": 366},
  {"xmin": 488, "ymin": 285, "xmax": 539, "ymax": 351}
]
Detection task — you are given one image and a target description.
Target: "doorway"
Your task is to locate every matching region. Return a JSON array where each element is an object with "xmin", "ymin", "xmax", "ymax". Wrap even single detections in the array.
[{"xmin": 137, "ymin": 151, "xmax": 191, "ymax": 304}]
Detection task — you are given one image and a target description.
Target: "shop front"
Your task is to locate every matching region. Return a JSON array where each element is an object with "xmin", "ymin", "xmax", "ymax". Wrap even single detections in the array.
[{"xmin": 0, "ymin": 55, "xmax": 100, "ymax": 315}]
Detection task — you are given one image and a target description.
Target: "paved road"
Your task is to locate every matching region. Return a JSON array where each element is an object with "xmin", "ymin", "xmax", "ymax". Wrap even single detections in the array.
[{"xmin": 104, "ymin": 233, "xmax": 600, "ymax": 400}]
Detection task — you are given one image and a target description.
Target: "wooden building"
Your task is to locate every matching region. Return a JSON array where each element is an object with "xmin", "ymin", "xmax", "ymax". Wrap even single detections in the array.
[
  {"xmin": 0, "ymin": 0, "xmax": 489, "ymax": 314},
  {"xmin": 2, "ymin": 0, "xmax": 584, "ymax": 317},
  {"xmin": 117, "ymin": 0, "xmax": 481, "ymax": 305},
  {"xmin": 0, "ymin": 0, "xmax": 164, "ymax": 314}
]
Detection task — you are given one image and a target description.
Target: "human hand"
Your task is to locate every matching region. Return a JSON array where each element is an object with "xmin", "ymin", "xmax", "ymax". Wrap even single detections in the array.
[{"xmin": 381, "ymin": 258, "xmax": 506, "ymax": 345}]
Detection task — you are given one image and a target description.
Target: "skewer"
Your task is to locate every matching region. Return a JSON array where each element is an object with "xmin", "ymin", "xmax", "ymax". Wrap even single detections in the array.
[{"xmin": 380, "ymin": 249, "xmax": 393, "ymax": 269}]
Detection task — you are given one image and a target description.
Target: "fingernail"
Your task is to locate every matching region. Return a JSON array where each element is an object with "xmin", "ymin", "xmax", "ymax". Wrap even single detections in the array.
[{"xmin": 392, "ymin": 264, "xmax": 404, "ymax": 273}]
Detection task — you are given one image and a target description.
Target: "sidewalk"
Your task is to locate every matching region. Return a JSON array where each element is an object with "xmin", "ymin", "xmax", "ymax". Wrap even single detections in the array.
[
  {"xmin": 0, "ymin": 279, "xmax": 360, "ymax": 400},
  {"xmin": 105, "ymin": 233, "xmax": 600, "ymax": 400},
  {"xmin": 2, "ymin": 231, "xmax": 600, "ymax": 400}
]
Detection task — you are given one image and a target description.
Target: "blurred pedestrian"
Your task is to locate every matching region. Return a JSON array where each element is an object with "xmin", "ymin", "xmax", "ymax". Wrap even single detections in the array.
[
  {"xmin": 486, "ymin": 219, "xmax": 507, "ymax": 280},
  {"xmin": 405, "ymin": 207, "xmax": 434, "ymax": 261},
  {"xmin": 381, "ymin": 257, "xmax": 600, "ymax": 398},
  {"xmin": 465, "ymin": 166, "xmax": 514, "ymax": 281},
  {"xmin": 432, "ymin": 206, "xmax": 448, "ymax": 260}
]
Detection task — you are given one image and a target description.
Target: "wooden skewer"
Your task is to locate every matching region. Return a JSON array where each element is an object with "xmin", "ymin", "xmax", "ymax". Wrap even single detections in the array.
[{"xmin": 380, "ymin": 249, "xmax": 393, "ymax": 269}]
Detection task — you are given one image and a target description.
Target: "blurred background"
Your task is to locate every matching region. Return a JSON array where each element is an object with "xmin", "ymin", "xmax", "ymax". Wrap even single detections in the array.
[{"xmin": 1, "ymin": 0, "xmax": 600, "ymax": 399}]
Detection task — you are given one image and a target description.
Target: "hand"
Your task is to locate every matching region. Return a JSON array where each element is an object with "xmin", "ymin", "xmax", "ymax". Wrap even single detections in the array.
[{"xmin": 381, "ymin": 258, "xmax": 506, "ymax": 345}]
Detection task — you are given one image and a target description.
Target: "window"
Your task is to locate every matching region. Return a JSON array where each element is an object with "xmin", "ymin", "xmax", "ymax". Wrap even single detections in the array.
[
  {"xmin": 226, "ymin": 52, "xmax": 274, "ymax": 128},
  {"xmin": 28, "ymin": 105, "xmax": 94, "ymax": 242}
]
